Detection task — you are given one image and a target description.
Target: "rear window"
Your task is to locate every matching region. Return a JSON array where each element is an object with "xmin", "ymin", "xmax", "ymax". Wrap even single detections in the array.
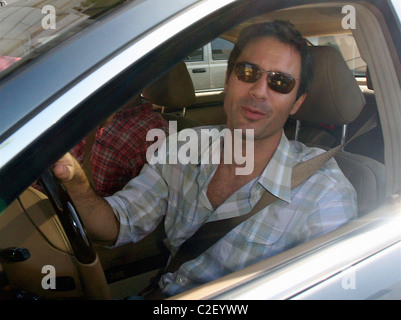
[
  {"xmin": 211, "ymin": 38, "xmax": 234, "ymax": 60},
  {"xmin": 185, "ymin": 47, "xmax": 204, "ymax": 62},
  {"xmin": 308, "ymin": 34, "xmax": 367, "ymax": 77}
]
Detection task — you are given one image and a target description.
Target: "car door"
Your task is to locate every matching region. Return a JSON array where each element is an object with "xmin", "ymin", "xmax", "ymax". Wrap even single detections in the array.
[
  {"xmin": 209, "ymin": 37, "xmax": 234, "ymax": 90},
  {"xmin": 185, "ymin": 37, "xmax": 234, "ymax": 92},
  {"xmin": 184, "ymin": 44, "xmax": 210, "ymax": 91}
]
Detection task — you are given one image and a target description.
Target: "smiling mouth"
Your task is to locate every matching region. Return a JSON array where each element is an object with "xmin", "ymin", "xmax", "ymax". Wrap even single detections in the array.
[{"xmin": 241, "ymin": 106, "xmax": 267, "ymax": 120}]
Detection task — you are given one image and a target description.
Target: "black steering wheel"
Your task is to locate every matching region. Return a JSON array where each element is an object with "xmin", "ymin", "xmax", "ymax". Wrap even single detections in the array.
[{"xmin": 38, "ymin": 168, "xmax": 110, "ymax": 299}]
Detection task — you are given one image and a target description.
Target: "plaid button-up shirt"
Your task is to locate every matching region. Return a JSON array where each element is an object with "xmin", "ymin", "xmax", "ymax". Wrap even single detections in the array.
[
  {"xmin": 105, "ymin": 126, "xmax": 357, "ymax": 296},
  {"xmin": 71, "ymin": 102, "xmax": 168, "ymax": 197}
]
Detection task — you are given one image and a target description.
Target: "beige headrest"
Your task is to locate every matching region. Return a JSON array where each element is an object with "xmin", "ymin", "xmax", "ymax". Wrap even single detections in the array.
[
  {"xmin": 142, "ymin": 62, "xmax": 196, "ymax": 112},
  {"xmin": 292, "ymin": 46, "xmax": 365, "ymax": 125}
]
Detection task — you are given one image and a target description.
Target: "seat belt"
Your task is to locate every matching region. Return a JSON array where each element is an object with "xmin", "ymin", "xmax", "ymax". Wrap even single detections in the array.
[{"xmin": 162, "ymin": 113, "xmax": 378, "ymax": 276}]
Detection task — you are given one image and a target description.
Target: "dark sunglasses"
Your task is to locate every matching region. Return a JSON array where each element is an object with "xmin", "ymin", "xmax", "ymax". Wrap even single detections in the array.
[{"xmin": 234, "ymin": 62, "xmax": 297, "ymax": 94}]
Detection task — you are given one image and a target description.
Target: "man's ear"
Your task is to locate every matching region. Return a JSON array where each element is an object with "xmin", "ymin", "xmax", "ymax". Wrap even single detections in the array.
[{"xmin": 290, "ymin": 93, "xmax": 307, "ymax": 115}]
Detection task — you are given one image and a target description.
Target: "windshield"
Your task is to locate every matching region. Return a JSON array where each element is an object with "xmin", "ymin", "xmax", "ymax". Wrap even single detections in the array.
[{"xmin": 0, "ymin": 0, "xmax": 131, "ymax": 78}]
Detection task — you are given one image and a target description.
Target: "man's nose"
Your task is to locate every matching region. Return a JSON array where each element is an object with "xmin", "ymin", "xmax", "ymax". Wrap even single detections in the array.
[{"xmin": 249, "ymin": 75, "xmax": 269, "ymax": 100}]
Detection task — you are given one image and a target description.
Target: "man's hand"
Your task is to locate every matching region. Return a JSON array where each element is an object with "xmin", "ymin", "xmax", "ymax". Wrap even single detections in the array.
[
  {"xmin": 52, "ymin": 153, "xmax": 86, "ymax": 184},
  {"xmin": 51, "ymin": 152, "xmax": 119, "ymax": 243}
]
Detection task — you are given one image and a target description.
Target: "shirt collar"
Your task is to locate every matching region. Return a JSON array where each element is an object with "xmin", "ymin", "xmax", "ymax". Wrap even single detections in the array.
[
  {"xmin": 257, "ymin": 131, "xmax": 294, "ymax": 203},
  {"xmin": 195, "ymin": 127, "xmax": 294, "ymax": 203}
]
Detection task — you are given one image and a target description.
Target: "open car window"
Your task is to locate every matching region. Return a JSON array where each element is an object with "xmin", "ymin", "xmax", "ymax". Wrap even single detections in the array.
[{"xmin": 0, "ymin": 0, "xmax": 400, "ymax": 302}]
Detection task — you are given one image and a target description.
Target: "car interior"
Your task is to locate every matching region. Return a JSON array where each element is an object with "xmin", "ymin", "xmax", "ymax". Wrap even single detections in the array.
[{"xmin": 0, "ymin": 2, "xmax": 392, "ymax": 300}]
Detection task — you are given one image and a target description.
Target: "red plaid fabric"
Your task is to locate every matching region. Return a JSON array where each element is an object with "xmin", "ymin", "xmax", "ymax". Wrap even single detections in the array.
[{"xmin": 71, "ymin": 102, "xmax": 169, "ymax": 197}]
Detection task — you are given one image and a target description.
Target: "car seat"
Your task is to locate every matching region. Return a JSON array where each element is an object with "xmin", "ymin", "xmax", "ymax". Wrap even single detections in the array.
[
  {"xmin": 291, "ymin": 46, "xmax": 386, "ymax": 215},
  {"xmin": 142, "ymin": 61, "xmax": 201, "ymax": 131}
]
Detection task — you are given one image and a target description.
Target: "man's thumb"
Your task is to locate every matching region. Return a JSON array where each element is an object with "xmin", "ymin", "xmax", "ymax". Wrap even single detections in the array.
[{"xmin": 52, "ymin": 163, "xmax": 72, "ymax": 181}]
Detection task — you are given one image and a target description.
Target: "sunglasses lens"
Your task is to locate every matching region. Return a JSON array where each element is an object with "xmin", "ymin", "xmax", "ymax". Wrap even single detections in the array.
[
  {"xmin": 235, "ymin": 62, "xmax": 296, "ymax": 94},
  {"xmin": 235, "ymin": 63, "xmax": 259, "ymax": 83},
  {"xmin": 267, "ymin": 73, "xmax": 296, "ymax": 94}
]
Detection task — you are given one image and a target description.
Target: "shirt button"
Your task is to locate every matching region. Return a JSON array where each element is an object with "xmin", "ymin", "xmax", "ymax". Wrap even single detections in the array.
[{"xmin": 179, "ymin": 277, "xmax": 185, "ymax": 283}]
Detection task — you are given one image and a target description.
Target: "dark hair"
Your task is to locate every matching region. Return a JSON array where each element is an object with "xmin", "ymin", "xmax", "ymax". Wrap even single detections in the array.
[{"xmin": 227, "ymin": 20, "xmax": 313, "ymax": 98}]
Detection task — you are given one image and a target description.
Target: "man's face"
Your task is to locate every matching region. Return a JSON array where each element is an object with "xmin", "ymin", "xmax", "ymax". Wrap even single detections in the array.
[{"xmin": 224, "ymin": 36, "xmax": 306, "ymax": 142}]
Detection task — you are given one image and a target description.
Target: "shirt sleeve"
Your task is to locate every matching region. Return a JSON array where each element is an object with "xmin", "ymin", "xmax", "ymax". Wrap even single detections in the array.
[{"xmin": 104, "ymin": 162, "xmax": 169, "ymax": 247}]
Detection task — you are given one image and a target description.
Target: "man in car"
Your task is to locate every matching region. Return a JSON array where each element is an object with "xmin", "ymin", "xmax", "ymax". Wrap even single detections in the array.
[{"xmin": 52, "ymin": 20, "xmax": 357, "ymax": 297}]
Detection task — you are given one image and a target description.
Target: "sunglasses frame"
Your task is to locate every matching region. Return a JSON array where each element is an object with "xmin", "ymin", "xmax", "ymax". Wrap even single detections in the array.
[{"xmin": 234, "ymin": 62, "xmax": 297, "ymax": 94}]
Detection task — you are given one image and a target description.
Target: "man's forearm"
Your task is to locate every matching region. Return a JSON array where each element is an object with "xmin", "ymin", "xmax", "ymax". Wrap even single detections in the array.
[
  {"xmin": 53, "ymin": 153, "xmax": 120, "ymax": 243},
  {"xmin": 64, "ymin": 177, "xmax": 119, "ymax": 243}
]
